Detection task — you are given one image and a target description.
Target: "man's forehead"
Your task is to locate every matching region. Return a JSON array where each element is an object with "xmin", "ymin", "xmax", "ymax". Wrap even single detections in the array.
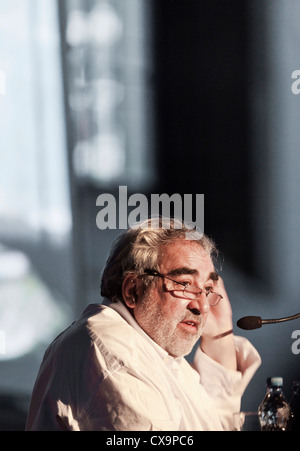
[
  {"xmin": 158, "ymin": 240, "xmax": 216, "ymax": 275},
  {"xmin": 159, "ymin": 239, "xmax": 211, "ymax": 260}
]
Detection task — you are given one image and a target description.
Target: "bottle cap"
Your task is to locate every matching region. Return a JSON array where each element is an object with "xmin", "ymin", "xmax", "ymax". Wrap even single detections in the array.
[{"xmin": 267, "ymin": 377, "xmax": 283, "ymax": 387}]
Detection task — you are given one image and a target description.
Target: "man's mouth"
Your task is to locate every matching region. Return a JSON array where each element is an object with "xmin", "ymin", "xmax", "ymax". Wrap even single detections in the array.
[
  {"xmin": 179, "ymin": 319, "xmax": 200, "ymax": 333},
  {"xmin": 184, "ymin": 320, "xmax": 198, "ymax": 326}
]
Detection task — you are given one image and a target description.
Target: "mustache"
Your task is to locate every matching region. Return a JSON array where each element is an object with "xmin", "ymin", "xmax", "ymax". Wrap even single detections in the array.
[{"xmin": 180, "ymin": 314, "xmax": 204, "ymax": 327}]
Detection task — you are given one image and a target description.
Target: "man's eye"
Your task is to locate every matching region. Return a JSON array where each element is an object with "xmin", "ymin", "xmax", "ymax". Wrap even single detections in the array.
[
  {"xmin": 175, "ymin": 280, "xmax": 191, "ymax": 287},
  {"xmin": 205, "ymin": 286, "xmax": 213, "ymax": 293}
]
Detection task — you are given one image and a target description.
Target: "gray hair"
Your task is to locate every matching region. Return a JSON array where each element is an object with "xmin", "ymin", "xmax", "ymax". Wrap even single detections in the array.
[{"xmin": 100, "ymin": 217, "xmax": 217, "ymax": 302}]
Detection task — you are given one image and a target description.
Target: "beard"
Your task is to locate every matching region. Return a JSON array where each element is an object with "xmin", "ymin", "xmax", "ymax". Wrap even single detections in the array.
[{"xmin": 134, "ymin": 293, "xmax": 204, "ymax": 358}]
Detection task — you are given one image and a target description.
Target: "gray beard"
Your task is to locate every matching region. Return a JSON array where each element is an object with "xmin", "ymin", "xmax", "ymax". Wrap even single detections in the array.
[{"xmin": 135, "ymin": 295, "xmax": 204, "ymax": 358}]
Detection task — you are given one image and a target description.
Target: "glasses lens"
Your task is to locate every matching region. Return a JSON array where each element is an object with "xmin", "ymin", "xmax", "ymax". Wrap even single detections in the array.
[
  {"xmin": 183, "ymin": 288, "xmax": 221, "ymax": 306},
  {"xmin": 207, "ymin": 292, "xmax": 221, "ymax": 306},
  {"xmin": 163, "ymin": 278, "xmax": 222, "ymax": 306},
  {"xmin": 183, "ymin": 285, "xmax": 200, "ymax": 300},
  {"xmin": 182, "ymin": 288, "xmax": 196, "ymax": 300},
  {"xmin": 164, "ymin": 279, "xmax": 180, "ymax": 291}
]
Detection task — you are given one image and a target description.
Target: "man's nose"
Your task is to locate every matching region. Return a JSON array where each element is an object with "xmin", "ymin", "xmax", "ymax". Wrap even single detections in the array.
[{"xmin": 187, "ymin": 293, "xmax": 209, "ymax": 316}]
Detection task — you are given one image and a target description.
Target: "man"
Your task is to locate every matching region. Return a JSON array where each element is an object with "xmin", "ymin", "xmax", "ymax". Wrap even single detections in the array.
[{"xmin": 26, "ymin": 217, "xmax": 261, "ymax": 431}]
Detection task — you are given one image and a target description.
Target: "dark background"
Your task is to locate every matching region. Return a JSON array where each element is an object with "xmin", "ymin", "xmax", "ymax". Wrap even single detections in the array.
[{"xmin": 152, "ymin": 0, "xmax": 254, "ymax": 274}]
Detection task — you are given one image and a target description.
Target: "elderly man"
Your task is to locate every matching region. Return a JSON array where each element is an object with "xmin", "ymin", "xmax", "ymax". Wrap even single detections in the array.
[{"xmin": 26, "ymin": 218, "xmax": 261, "ymax": 431}]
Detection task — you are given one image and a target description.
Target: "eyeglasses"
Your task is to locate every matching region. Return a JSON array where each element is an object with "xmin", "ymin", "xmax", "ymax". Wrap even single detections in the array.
[{"xmin": 143, "ymin": 270, "xmax": 223, "ymax": 306}]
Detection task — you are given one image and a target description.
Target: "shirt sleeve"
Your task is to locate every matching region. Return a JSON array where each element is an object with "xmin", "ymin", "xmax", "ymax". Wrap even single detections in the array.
[{"xmin": 192, "ymin": 335, "xmax": 261, "ymax": 430}]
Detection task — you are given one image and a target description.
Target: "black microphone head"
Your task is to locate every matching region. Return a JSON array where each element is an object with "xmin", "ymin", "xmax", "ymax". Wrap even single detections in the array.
[{"xmin": 236, "ymin": 316, "xmax": 262, "ymax": 330}]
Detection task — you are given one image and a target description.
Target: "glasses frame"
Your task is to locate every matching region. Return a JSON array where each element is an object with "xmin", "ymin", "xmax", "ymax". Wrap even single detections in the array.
[{"xmin": 143, "ymin": 270, "xmax": 223, "ymax": 306}]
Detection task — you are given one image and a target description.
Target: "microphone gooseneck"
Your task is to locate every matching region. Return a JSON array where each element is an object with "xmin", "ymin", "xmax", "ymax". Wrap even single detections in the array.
[{"xmin": 237, "ymin": 312, "xmax": 300, "ymax": 330}]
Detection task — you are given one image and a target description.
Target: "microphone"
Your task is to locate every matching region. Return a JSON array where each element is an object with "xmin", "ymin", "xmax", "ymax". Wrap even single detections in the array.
[
  {"xmin": 237, "ymin": 312, "xmax": 300, "ymax": 330},
  {"xmin": 237, "ymin": 316, "xmax": 262, "ymax": 330}
]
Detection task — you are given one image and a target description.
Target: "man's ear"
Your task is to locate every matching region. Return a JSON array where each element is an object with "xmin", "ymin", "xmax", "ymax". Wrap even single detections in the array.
[{"xmin": 122, "ymin": 274, "xmax": 138, "ymax": 309}]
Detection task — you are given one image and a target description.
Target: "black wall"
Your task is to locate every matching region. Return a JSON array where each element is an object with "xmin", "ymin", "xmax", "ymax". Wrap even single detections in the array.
[{"xmin": 151, "ymin": 0, "xmax": 254, "ymax": 274}]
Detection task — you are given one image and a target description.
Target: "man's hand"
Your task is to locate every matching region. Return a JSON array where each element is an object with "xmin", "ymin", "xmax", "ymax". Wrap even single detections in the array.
[{"xmin": 200, "ymin": 277, "xmax": 237, "ymax": 371}]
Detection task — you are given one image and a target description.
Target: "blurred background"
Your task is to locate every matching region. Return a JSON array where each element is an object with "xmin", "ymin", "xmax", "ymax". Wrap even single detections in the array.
[{"xmin": 0, "ymin": 0, "xmax": 300, "ymax": 430}]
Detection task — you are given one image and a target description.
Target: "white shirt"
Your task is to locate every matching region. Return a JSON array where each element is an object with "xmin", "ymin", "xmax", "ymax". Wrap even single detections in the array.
[{"xmin": 26, "ymin": 301, "xmax": 261, "ymax": 431}]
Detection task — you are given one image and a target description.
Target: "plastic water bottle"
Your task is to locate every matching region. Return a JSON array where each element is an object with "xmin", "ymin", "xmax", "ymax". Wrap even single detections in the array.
[
  {"xmin": 290, "ymin": 381, "xmax": 300, "ymax": 431},
  {"xmin": 258, "ymin": 377, "xmax": 292, "ymax": 431}
]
